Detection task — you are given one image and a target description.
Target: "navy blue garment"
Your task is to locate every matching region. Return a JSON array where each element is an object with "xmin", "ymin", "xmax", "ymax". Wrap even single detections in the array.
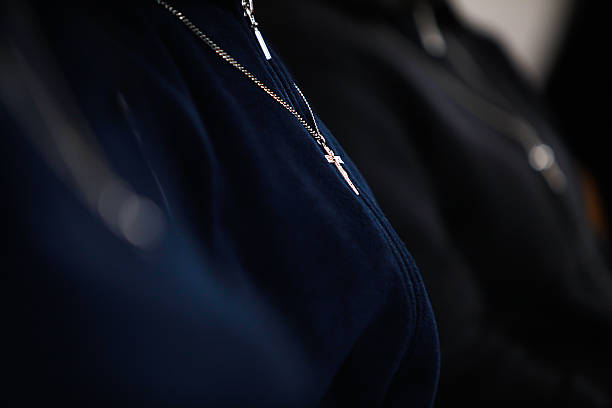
[{"xmin": 0, "ymin": 0, "xmax": 439, "ymax": 406}]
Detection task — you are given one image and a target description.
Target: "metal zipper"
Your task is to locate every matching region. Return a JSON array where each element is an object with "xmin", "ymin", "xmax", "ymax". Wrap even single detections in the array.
[
  {"xmin": 238, "ymin": 1, "xmax": 303, "ymax": 117},
  {"xmin": 238, "ymin": 0, "xmax": 361, "ymax": 196},
  {"xmin": 241, "ymin": 0, "xmax": 272, "ymax": 60},
  {"xmin": 155, "ymin": 0, "xmax": 359, "ymax": 196},
  {"xmin": 238, "ymin": 2, "xmax": 418, "ymax": 315}
]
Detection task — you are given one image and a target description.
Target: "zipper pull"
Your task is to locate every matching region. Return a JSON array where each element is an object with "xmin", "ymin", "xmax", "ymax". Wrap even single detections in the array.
[{"xmin": 242, "ymin": 0, "xmax": 272, "ymax": 60}]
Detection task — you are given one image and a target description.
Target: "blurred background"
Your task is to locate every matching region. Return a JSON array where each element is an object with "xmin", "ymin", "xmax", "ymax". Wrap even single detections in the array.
[
  {"xmin": 451, "ymin": 0, "xmax": 610, "ymax": 235},
  {"xmin": 449, "ymin": 0, "xmax": 573, "ymax": 88}
]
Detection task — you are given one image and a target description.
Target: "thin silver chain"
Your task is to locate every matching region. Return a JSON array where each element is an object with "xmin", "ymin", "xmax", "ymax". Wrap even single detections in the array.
[
  {"xmin": 155, "ymin": 0, "xmax": 326, "ymax": 146},
  {"xmin": 294, "ymin": 84, "xmax": 323, "ymax": 140},
  {"xmin": 154, "ymin": 0, "xmax": 359, "ymax": 195}
]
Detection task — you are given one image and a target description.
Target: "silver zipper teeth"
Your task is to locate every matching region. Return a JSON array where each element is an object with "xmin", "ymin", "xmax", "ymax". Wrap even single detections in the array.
[{"xmin": 242, "ymin": 0, "xmax": 272, "ymax": 60}]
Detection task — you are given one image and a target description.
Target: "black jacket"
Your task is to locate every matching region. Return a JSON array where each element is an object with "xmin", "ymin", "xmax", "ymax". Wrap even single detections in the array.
[
  {"xmin": 0, "ymin": 0, "xmax": 439, "ymax": 406},
  {"xmin": 259, "ymin": 0, "xmax": 612, "ymax": 406},
  {"xmin": 546, "ymin": 1, "xmax": 612, "ymax": 225}
]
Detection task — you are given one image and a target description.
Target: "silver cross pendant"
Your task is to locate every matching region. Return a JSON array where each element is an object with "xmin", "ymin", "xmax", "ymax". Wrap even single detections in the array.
[{"xmin": 325, "ymin": 153, "xmax": 360, "ymax": 196}]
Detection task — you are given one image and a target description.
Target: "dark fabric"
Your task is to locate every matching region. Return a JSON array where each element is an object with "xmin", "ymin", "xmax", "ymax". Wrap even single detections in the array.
[
  {"xmin": 0, "ymin": 1, "xmax": 439, "ymax": 406},
  {"xmin": 258, "ymin": 0, "xmax": 612, "ymax": 406},
  {"xmin": 546, "ymin": 1, "xmax": 612, "ymax": 225}
]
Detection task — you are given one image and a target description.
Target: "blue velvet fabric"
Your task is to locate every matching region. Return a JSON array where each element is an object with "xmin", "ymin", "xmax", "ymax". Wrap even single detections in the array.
[{"xmin": 1, "ymin": 1, "xmax": 439, "ymax": 406}]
